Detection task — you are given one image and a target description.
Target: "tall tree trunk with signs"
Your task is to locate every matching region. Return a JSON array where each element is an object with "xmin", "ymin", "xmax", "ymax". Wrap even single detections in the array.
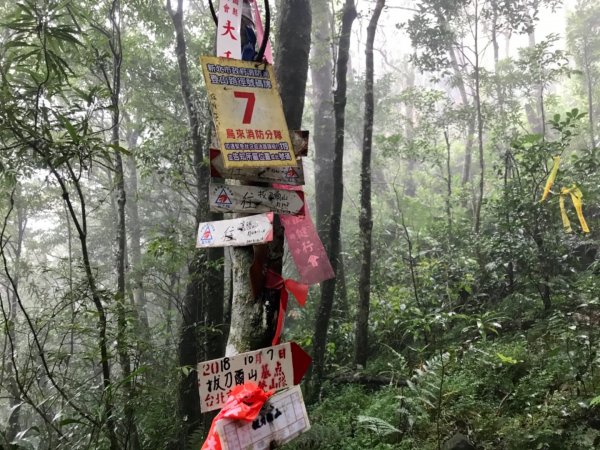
[
  {"xmin": 312, "ymin": 0, "xmax": 357, "ymax": 394},
  {"xmin": 355, "ymin": 0, "xmax": 385, "ymax": 369},
  {"xmin": 226, "ymin": 0, "xmax": 312, "ymax": 356},
  {"xmin": 166, "ymin": 0, "xmax": 225, "ymax": 443}
]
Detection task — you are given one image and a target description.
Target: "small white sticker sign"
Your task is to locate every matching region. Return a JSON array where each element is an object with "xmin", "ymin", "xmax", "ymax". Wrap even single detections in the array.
[
  {"xmin": 216, "ymin": 386, "xmax": 310, "ymax": 450},
  {"xmin": 196, "ymin": 213, "xmax": 273, "ymax": 248},
  {"xmin": 210, "ymin": 183, "xmax": 305, "ymax": 216}
]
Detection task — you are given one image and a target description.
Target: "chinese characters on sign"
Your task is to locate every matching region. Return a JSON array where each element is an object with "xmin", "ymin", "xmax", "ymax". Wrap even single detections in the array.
[
  {"xmin": 216, "ymin": 0, "xmax": 242, "ymax": 59},
  {"xmin": 216, "ymin": 386, "xmax": 310, "ymax": 450},
  {"xmin": 273, "ymin": 185, "xmax": 335, "ymax": 285},
  {"xmin": 209, "ymin": 183, "xmax": 305, "ymax": 216},
  {"xmin": 210, "ymin": 148, "xmax": 305, "ymax": 185},
  {"xmin": 200, "ymin": 56, "xmax": 296, "ymax": 168},
  {"xmin": 196, "ymin": 213, "xmax": 273, "ymax": 248},
  {"xmin": 198, "ymin": 343, "xmax": 295, "ymax": 412}
]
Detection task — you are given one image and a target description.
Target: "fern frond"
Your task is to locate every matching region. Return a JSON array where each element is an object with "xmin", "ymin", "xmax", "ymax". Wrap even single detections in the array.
[{"xmin": 357, "ymin": 415, "xmax": 401, "ymax": 437}]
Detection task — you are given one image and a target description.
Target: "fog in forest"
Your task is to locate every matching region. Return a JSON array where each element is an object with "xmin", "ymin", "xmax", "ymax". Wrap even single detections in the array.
[{"xmin": 0, "ymin": 0, "xmax": 599, "ymax": 449}]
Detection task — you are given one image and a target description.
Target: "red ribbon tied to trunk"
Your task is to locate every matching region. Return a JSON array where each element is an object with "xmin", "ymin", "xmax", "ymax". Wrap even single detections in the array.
[
  {"xmin": 265, "ymin": 269, "xmax": 308, "ymax": 346},
  {"xmin": 201, "ymin": 382, "xmax": 274, "ymax": 450}
]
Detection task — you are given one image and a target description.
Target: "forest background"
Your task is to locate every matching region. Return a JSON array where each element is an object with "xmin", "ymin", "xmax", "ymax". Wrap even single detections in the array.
[{"xmin": 0, "ymin": 0, "xmax": 599, "ymax": 449}]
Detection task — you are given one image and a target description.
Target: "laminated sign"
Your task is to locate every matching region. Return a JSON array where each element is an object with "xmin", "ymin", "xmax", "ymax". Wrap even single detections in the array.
[
  {"xmin": 216, "ymin": 386, "xmax": 310, "ymax": 450},
  {"xmin": 198, "ymin": 342, "xmax": 311, "ymax": 412},
  {"xmin": 210, "ymin": 183, "xmax": 305, "ymax": 216},
  {"xmin": 196, "ymin": 213, "xmax": 274, "ymax": 248},
  {"xmin": 201, "ymin": 56, "xmax": 296, "ymax": 169}
]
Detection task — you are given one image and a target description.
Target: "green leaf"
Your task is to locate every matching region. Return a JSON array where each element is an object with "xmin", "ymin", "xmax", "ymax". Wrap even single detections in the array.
[
  {"xmin": 496, "ymin": 353, "xmax": 518, "ymax": 365},
  {"xmin": 589, "ymin": 395, "xmax": 600, "ymax": 407}
]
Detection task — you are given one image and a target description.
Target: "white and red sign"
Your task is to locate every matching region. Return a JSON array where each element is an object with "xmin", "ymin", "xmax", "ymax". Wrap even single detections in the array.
[
  {"xmin": 216, "ymin": 0, "xmax": 242, "ymax": 59},
  {"xmin": 210, "ymin": 183, "xmax": 305, "ymax": 216},
  {"xmin": 196, "ymin": 213, "xmax": 273, "ymax": 248},
  {"xmin": 198, "ymin": 342, "xmax": 311, "ymax": 412},
  {"xmin": 216, "ymin": 386, "xmax": 310, "ymax": 450}
]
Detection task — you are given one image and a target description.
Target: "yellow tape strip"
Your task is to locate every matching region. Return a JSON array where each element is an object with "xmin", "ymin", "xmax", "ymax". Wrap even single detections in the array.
[
  {"xmin": 559, "ymin": 191, "xmax": 572, "ymax": 232},
  {"xmin": 541, "ymin": 156, "xmax": 561, "ymax": 202},
  {"xmin": 569, "ymin": 186, "xmax": 590, "ymax": 233},
  {"xmin": 560, "ymin": 185, "xmax": 590, "ymax": 233}
]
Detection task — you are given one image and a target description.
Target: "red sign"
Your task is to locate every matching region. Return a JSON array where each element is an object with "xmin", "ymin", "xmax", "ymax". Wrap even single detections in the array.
[{"xmin": 274, "ymin": 185, "xmax": 335, "ymax": 285}]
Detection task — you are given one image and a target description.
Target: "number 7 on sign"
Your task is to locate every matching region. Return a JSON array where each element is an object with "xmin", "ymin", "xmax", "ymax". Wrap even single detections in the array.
[{"xmin": 234, "ymin": 91, "xmax": 256, "ymax": 124}]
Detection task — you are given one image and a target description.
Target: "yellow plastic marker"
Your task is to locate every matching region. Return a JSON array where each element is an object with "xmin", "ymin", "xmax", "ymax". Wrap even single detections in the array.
[
  {"xmin": 560, "ymin": 185, "xmax": 590, "ymax": 233},
  {"xmin": 541, "ymin": 156, "xmax": 561, "ymax": 202}
]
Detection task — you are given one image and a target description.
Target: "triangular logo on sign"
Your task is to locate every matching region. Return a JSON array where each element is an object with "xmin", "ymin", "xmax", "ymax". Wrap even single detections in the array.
[
  {"xmin": 200, "ymin": 224, "xmax": 214, "ymax": 244},
  {"xmin": 215, "ymin": 188, "xmax": 232, "ymax": 205},
  {"xmin": 286, "ymin": 168, "xmax": 299, "ymax": 179}
]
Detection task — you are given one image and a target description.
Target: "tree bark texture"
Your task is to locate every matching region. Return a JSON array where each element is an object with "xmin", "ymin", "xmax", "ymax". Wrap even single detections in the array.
[
  {"xmin": 403, "ymin": 69, "xmax": 417, "ymax": 197},
  {"xmin": 448, "ymin": 46, "xmax": 474, "ymax": 185},
  {"xmin": 310, "ymin": 0, "xmax": 335, "ymax": 239},
  {"xmin": 473, "ymin": 1, "xmax": 485, "ymax": 236},
  {"xmin": 3, "ymin": 189, "xmax": 26, "ymax": 443},
  {"xmin": 354, "ymin": 0, "xmax": 385, "ymax": 369},
  {"xmin": 226, "ymin": 0, "xmax": 312, "ymax": 356},
  {"xmin": 313, "ymin": 0, "xmax": 357, "ymax": 392},
  {"xmin": 107, "ymin": 1, "xmax": 141, "ymax": 447},
  {"xmin": 167, "ymin": 0, "xmax": 225, "ymax": 442},
  {"xmin": 125, "ymin": 129, "xmax": 151, "ymax": 336}
]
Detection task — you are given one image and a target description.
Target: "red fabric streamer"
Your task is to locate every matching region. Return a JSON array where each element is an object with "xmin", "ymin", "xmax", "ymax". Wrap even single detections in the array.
[
  {"xmin": 265, "ymin": 270, "xmax": 308, "ymax": 346},
  {"xmin": 201, "ymin": 382, "xmax": 274, "ymax": 450}
]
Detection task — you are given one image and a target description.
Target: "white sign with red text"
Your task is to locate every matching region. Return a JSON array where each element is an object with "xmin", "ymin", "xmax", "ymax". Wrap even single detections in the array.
[
  {"xmin": 198, "ymin": 343, "xmax": 295, "ymax": 412},
  {"xmin": 216, "ymin": 0, "xmax": 242, "ymax": 59}
]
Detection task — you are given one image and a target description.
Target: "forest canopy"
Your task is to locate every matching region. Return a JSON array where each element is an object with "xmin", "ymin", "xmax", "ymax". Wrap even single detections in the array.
[{"xmin": 0, "ymin": 0, "xmax": 599, "ymax": 449}]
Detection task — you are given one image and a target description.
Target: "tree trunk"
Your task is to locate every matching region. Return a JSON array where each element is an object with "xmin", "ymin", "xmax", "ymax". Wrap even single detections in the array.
[
  {"xmin": 354, "ymin": 0, "xmax": 385, "ymax": 369},
  {"xmin": 404, "ymin": 69, "xmax": 417, "ymax": 197},
  {"xmin": 448, "ymin": 46, "xmax": 474, "ymax": 185},
  {"xmin": 125, "ymin": 128, "xmax": 151, "ymax": 335},
  {"xmin": 166, "ymin": 0, "xmax": 225, "ymax": 442},
  {"xmin": 310, "ymin": 0, "xmax": 335, "ymax": 239},
  {"xmin": 312, "ymin": 0, "xmax": 357, "ymax": 393},
  {"xmin": 226, "ymin": 0, "xmax": 312, "ymax": 356},
  {"xmin": 583, "ymin": 42, "xmax": 596, "ymax": 148},
  {"xmin": 107, "ymin": 1, "xmax": 141, "ymax": 447},
  {"xmin": 4, "ymin": 188, "xmax": 26, "ymax": 443},
  {"xmin": 473, "ymin": 0, "xmax": 485, "ymax": 236}
]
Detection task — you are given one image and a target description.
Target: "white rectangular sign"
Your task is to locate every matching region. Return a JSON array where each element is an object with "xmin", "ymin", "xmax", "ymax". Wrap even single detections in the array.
[
  {"xmin": 198, "ymin": 343, "xmax": 294, "ymax": 413},
  {"xmin": 216, "ymin": 0, "xmax": 242, "ymax": 59},
  {"xmin": 196, "ymin": 213, "xmax": 273, "ymax": 248},
  {"xmin": 210, "ymin": 148, "xmax": 305, "ymax": 185},
  {"xmin": 209, "ymin": 183, "xmax": 305, "ymax": 216},
  {"xmin": 216, "ymin": 386, "xmax": 310, "ymax": 450}
]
